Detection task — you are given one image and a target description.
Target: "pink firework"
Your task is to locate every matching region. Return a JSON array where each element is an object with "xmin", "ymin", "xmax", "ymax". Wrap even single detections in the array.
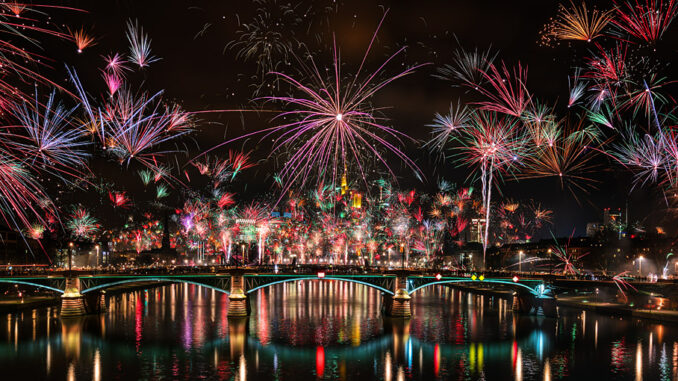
[
  {"xmin": 103, "ymin": 53, "xmax": 130, "ymax": 76},
  {"xmin": 102, "ymin": 72, "xmax": 123, "ymax": 97},
  {"xmin": 474, "ymin": 61, "xmax": 532, "ymax": 117},
  {"xmin": 259, "ymin": 11, "xmax": 425, "ymax": 193}
]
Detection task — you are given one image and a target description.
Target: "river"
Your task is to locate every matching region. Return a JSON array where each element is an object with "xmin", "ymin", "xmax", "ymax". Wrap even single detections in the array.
[{"xmin": 0, "ymin": 280, "xmax": 673, "ymax": 380}]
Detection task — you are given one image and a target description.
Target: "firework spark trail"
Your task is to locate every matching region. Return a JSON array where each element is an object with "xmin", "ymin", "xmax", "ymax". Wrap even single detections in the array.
[
  {"xmin": 108, "ymin": 191, "xmax": 131, "ymax": 208},
  {"xmin": 68, "ymin": 65, "xmax": 194, "ymax": 174},
  {"xmin": 246, "ymin": 11, "xmax": 426, "ymax": 198},
  {"xmin": 612, "ymin": 128, "xmax": 668, "ymax": 188},
  {"xmin": 547, "ymin": 1, "xmax": 614, "ymax": 42},
  {"xmin": 662, "ymin": 252, "xmax": 674, "ymax": 278},
  {"xmin": 434, "ymin": 45, "xmax": 497, "ymax": 88},
  {"xmin": 568, "ymin": 70, "xmax": 586, "ymax": 108},
  {"xmin": 474, "ymin": 61, "xmax": 532, "ymax": 117},
  {"xmin": 585, "ymin": 43, "xmax": 627, "ymax": 88},
  {"xmin": 66, "ymin": 208, "xmax": 99, "ymax": 239},
  {"xmin": 613, "ymin": 271, "xmax": 637, "ymax": 302},
  {"xmin": 66, "ymin": 66, "xmax": 108, "ymax": 147},
  {"xmin": 0, "ymin": 6, "xmax": 85, "ymax": 108},
  {"xmin": 103, "ymin": 72, "xmax": 123, "ymax": 97},
  {"xmin": 454, "ymin": 112, "xmax": 528, "ymax": 267},
  {"xmin": 0, "ymin": 159, "xmax": 52, "ymax": 230},
  {"xmin": 618, "ymin": 76, "xmax": 672, "ymax": 120},
  {"xmin": 69, "ymin": 26, "xmax": 96, "ymax": 53},
  {"xmin": 107, "ymin": 90, "xmax": 192, "ymax": 168},
  {"xmin": 613, "ymin": 0, "xmax": 678, "ymax": 44},
  {"xmin": 518, "ymin": 119, "xmax": 602, "ymax": 202},
  {"xmin": 425, "ymin": 100, "xmax": 472, "ymax": 152},
  {"xmin": 126, "ymin": 19, "xmax": 159, "ymax": 68},
  {"xmin": 224, "ymin": 0, "xmax": 301, "ymax": 89},
  {"xmin": 0, "ymin": 5, "xmax": 91, "ymax": 234},
  {"xmin": 10, "ymin": 89, "xmax": 90, "ymax": 169},
  {"xmin": 549, "ymin": 231, "xmax": 588, "ymax": 275}
]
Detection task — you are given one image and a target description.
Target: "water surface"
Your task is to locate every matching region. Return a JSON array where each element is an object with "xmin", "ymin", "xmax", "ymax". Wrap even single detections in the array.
[{"xmin": 0, "ymin": 280, "xmax": 674, "ymax": 380}]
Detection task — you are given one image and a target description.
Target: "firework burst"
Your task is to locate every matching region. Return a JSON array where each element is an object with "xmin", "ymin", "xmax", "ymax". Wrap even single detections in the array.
[
  {"xmin": 259, "ymin": 12, "xmax": 425, "ymax": 193},
  {"xmin": 126, "ymin": 19, "xmax": 159, "ymax": 68},
  {"xmin": 426, "ymin": 100, "xmax": 472, "ymax": 152},
  {"xmin": 545, "ymin": 1, "xmax": 614, "ymax": 42},
  {"xmin": 69, "ymin": 26, "xmax": 96, "ymax": 53},
  {"xmin": 474, "ymin": 61, "xmax": 532, "ymax": 117},
  {"xmin": 453, "ymin": 111, "xmax": 528, "ymax": 266},
  {"xmin": 66, "ymin": 208, "xmax": 99, "ymax": 239},
  {"xmin": 434, "ymin": 45, "xmax": 498, "ymax": 88},
  {"xmin": 613, "ymin": 0, "xmax": 678, "ymax": 44},
  {"xmin": 10, "ymin": 90, "xmax": 90, "ymax": 170}
]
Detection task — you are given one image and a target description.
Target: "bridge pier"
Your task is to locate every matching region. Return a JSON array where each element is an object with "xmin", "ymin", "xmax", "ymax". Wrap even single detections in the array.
[
  {"xmin": 60, "ymin": 277, "xmax": 86, "ymax": 318},
  {"xmin": 228, "ymin": 272, "xmax": 250, "ymax": 317},
  {"xmin": 83, "ymin": 290, "xmax": 107, "ymax": 314},
  {"xmin": 512, "ymin": 292, "xmax": 558, "ymax": 318},
  {"xmin": 383, "ymin": 274, "xmax": 411, "ymax": 318}
]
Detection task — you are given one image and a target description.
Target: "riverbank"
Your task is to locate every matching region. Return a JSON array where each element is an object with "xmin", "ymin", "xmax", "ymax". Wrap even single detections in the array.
[
  {"xmin": 557, "ymin": 295, "xmax": 678, "ymax": 323},
  {"xmin": 447, "ymin": 283, "xmax": 678, "ymax": 324},
  {"xmin": 0, "ymin": 295, "xmax": 59, "ymax": 313}
]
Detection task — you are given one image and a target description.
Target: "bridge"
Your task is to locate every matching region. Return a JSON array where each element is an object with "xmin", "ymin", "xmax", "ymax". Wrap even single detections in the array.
[
  {"xmin": 0, "ymin": 268, "xmax": 560, "ymax": 318},
  {"xmin": 3, "ymin": 267, "xmax": 676, "ymax": 318}
]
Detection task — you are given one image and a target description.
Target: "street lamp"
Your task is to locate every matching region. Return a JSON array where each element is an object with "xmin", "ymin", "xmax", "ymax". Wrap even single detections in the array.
[
  {"xmin": 519, "ymin": 250, "xmax": 524, "ymax": 273},
  {"xmin": 638, "ymin": 255, "xmax": 644, "ymax": 276}
]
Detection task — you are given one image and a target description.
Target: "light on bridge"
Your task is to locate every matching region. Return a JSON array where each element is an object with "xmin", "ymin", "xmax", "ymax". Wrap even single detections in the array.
[
  {"xmin": 479, "ymin": 275, "xmax": 485, "ymax": 281},
  {"xmin": 435, "ymin": 273, "xmax": 442, "ymax": 280},
  {"xmin": 317, "ymin": 271, "xmax": 326, "ymax": 279},
  {"xmin": 471, "ymin": 274, "xmax": 477, "ymax": 281},
  {"xmin": 512, "ymin": 276, "xmax": 519, "ymax": 282}
]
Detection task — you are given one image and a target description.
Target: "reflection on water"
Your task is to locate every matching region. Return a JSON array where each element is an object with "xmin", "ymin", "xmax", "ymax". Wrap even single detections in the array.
[{"xmin": 0, "ymin": 280, "xmax": 676, "ymax": 380}]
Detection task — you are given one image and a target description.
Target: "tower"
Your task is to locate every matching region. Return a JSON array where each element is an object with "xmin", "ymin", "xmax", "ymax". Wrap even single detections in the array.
[{"xmin": 162, "ymin": 212, "xmax": 171, "ymax": 250}]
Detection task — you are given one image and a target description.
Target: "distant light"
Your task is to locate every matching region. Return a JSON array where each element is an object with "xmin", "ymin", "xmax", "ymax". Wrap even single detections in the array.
[
  {"xmin": 512, "ymin": 276, "xmax": 519, "ymax": 282},
  {"xmin": 336, "ymin": 113, "xmax": 343, "ymax": 121},
  {"xmin": 317, "ymin": 271, "xmax": 326, "ymax": 279},
  {"xmin": 435, "ymin": 273, "xmax": 442, "ymax": 280}
]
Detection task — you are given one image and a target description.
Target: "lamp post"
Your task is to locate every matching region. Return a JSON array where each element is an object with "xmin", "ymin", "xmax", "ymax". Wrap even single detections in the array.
[
  {"xmin": 519, "ymin": 250, "xmax": 524, "ymax": 273},
  {"xmin": 240, "ymin": 244, "xmax": 245, "ymax": 268},
  {"xmin": 548, "ymin": 248, "xmax": 553, "ymax": 275},
  {"xmin": 638, "ymin": 255, "xmax": 644, "ymax": 276}
]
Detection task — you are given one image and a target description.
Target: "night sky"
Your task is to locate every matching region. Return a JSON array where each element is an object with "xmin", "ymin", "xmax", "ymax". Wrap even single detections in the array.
[{"xmin": 39, "ymin": 0, "xmax": 678, "ymax": 238}]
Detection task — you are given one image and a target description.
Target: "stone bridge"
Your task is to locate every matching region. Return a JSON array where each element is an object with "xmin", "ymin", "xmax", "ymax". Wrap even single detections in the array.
[{"xmin": 0, "ymin": 269, "xmax": 561, "ymax": 318}]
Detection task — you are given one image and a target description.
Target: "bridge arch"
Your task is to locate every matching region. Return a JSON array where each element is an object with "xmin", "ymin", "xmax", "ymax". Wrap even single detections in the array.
[
  {"xmin": 246, "ymin": 276, "xmax": 395, "ymax": 295},
  {"xmin": 407, "ymin": 279, "xmax": 543, "ymax": 296},
  {"xmin": 80, "ymin": 278, "xmax": 230, "ymax": 295},
  {"xmin": 0, "ymin": 279, "xmax": 64, "ymax": 294}
]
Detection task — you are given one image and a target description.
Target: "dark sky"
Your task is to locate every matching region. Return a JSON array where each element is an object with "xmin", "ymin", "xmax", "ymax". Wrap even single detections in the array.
[{"xmin": 40, "ymin": 0, "xmax": 678, "ymax": 237}]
